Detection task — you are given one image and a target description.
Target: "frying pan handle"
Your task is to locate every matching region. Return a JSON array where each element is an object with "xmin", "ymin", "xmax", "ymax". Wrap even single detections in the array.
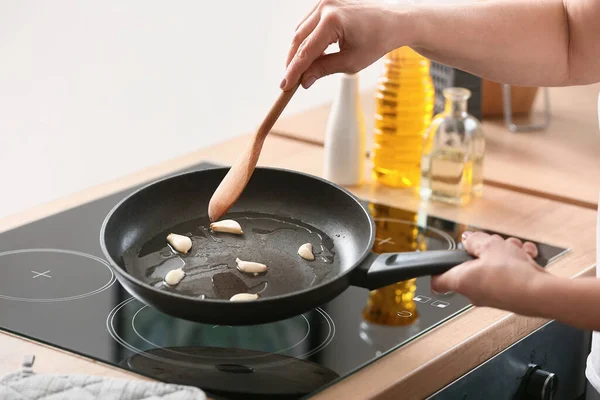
[{"xmin": 350, "ymin": 250, "xmax": 475, "ymax": 291}]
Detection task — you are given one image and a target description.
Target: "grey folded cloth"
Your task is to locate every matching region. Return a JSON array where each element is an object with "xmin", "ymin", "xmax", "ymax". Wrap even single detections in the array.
[{"xmin": 0, "ymin": 355, "xmax": 206, "ymax": 400}]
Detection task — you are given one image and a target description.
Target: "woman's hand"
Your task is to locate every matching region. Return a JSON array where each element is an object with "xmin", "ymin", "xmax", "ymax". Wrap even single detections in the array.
[
  {"xmin": 431, "ymin": 232, "xmax": 548, "ymax": 315},
  {"xmin": 281, "ymin": 0, "xmax": 411, "ymax": 90},
  {"xmin": 433, "ymin": 231, "xmax": 600, "ymax": 331}
]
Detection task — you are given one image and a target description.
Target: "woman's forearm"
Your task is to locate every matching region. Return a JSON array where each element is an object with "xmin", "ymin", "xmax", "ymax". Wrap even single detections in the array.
[
  {"xmin": 527, "ymin": 273, "xmax": 600, "ymax": 331},
  {"xmin": 398, "ymin": 0, "xmax": 600, "ymax": 86}
]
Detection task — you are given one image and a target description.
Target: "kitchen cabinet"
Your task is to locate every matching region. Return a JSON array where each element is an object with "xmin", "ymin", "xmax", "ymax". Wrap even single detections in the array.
[{"xmin": 428, "ymin": 320, "xmax": 591, "ymax": 399}]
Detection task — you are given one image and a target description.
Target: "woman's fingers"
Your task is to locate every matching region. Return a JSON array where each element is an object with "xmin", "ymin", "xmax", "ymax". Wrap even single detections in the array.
[
  {"xmin": 431, "ymin": 259, "xmax": 478, "ymax": 294},
  {"xmin": 287, "ymin": 12, "xmax": 321, "ymax": 67},
  {"xmin": 462, "ymin": 231, "xmax": 539, "ymax": 259},
  {"xmin": 506, "ymin": 237, "xmax": 524, "ymax": 248},
  {"xmin": 507, "ymin": 236, "xmax": 538, "ymax": 258},
  {"xmin": 461, "ymin": 231, "xmax": 496, "ymax": 257},
  {"xmin": 302, "ymin": 51, "xmax": 354, "ymax": 87},
  {"xmin": 523, "ymin": 241, "xmax": 539, "ymax": 258},
  {"xmin": 281, "ymin": 18, "xmax": 339, "ymax": 90}
]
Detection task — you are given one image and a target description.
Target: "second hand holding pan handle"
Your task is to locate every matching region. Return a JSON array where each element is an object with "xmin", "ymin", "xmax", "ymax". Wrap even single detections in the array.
[{"xmin": 351, "ymin": 250, "xmax": 475, "ymax": 291}]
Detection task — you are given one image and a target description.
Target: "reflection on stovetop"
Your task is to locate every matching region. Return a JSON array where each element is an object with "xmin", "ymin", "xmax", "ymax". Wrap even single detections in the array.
[
  {"xmin": 109, "ymin": 296, "xmax": 339, "ymax": 399},
  {"xmin": 0, "ymin": 162, "xmax": 569, "ymax": 400}
]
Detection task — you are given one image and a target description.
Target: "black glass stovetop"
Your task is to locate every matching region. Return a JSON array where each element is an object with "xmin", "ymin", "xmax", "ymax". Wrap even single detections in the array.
[{"xmin": 0, "ymin": 162, "xmax": 568, "ymax": 399}]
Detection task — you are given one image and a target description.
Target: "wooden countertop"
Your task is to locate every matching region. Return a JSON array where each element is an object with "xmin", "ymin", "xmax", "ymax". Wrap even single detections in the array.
[
  {"xmin": 0, "ymin": 133, "xmax": 597, "ymax": 399},
  {"xmin": 273, "ymin": 82, "xmax": 600, "ymax": 209}
]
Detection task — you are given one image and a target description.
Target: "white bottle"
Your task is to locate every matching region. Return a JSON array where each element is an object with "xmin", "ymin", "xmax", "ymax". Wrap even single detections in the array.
[{"xmin": 323, "ymin": 73, "xmax": 366, "ymax": 186}]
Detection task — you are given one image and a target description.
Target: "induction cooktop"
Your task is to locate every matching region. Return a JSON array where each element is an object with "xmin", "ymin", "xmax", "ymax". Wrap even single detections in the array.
[{"xmin": 0, "ymin": 162, "xmax": 569, "ymax": 399}]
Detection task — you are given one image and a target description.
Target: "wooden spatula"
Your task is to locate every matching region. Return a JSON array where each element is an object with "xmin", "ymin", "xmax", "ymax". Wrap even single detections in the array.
[{"xmin": 208, "ymin": 81, "xmax": 301, "ymax": 222}]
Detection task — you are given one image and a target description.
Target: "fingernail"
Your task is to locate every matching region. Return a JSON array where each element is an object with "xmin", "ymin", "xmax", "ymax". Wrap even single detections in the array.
[
  {"xmin": 279, "ymin": 78, "xmax": 287, "ymax": 90},
  {"xmin": 461, "ymin": 231, "xmax": 473, "ymax": 241},
  {"xmin": 303, "ymin": 76, "xmax": 317, "ymax": 89}
]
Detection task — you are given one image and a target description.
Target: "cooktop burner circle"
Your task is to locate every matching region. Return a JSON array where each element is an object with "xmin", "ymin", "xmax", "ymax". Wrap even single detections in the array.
[
  {"xmin": 0, "ymin": 248, "xmax": 115, "ymax": 303},
  {"xmin": 372, "ymin": 218, "xmax": 456, "ymax": 251},
  {"xmin": 107, "ymin": 297, "xmax": 335, "ymax": 369}
]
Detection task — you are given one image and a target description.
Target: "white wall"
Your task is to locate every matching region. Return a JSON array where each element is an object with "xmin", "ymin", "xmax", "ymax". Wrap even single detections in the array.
[{"xmin": 0, "ymin": 1, "xmax": 383, "ymax": 219}]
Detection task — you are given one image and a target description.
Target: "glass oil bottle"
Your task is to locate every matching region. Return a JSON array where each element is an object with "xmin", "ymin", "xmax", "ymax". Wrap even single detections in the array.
[
  {"xmin": 420, "ymin": 87, "xmax": 485, "ymax": 205},
  {"xmin": 372, "ymin": 47, "xmax": 435, "ymax": 188}
]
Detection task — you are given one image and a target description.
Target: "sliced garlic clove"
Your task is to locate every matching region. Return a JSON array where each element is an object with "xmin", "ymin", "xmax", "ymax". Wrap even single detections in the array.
[
  {"xmin": 166, "ymin": 233, "xmax": 192, "ymax": 254},
  {"xmin": 209, "ymin": 219, "xmax": 243, "ymax": 235},
  {"xmin": 298, "ymin": 243, "xmax": 315, "ymax": 260},
  {"xmin": 230, "ymin": 293, "xmax": 259, "ymax": 302},
  {"xmin": 235, "ymin": 258, "xmax": 267, "ymax": 275},
  {"xmin": 164, "ymin": 267, "xmax": 185, "ymax": 286}
]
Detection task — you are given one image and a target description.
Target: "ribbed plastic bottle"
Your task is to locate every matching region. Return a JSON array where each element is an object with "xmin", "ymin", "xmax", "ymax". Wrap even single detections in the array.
[{"xmin": 372, "ymin": 47, "xmax": 434, "ymax": 188}]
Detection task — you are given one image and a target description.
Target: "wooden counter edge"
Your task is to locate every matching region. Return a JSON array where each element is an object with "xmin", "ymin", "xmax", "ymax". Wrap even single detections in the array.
[
  {"xmin": 0, "ymin": 331, "xmax": 218, "ymax": 400},
  {"xmin": 0, "ymin": 329, "xmax": 152, "ymax": 381}
]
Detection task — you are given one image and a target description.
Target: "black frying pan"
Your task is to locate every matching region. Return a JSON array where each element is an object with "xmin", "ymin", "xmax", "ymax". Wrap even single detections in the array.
[{"xmin": 100, "ymin": 167, "xmax": 473, "ymax": 325}]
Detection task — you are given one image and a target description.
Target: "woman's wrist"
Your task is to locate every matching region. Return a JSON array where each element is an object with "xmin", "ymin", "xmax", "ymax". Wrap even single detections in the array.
[
  {"xmin": 387, "ymin": 4, "xmax": 422, "ymax": 51},
  {"xmin": 521, "ymin": 271, "xmax": 561, "ymax": 317},
  {"xmin": 503, "ymin": 270, "xmax": 600, "ymax": 331},
  {"xmin": 524, "ymin": 271, "xmax": 587, "ymax": 323},
  {"xmin": 390, "ymin": 3, "xmax": 435, "ymax": 50}
]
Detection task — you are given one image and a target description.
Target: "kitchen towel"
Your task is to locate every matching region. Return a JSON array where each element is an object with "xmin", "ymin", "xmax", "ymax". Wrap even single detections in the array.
[{"xmin": 0, "ymin": 355, "xmax": 206, "ymax": 400}]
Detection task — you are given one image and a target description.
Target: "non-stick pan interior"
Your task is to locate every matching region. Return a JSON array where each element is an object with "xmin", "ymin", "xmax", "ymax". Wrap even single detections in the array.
[{"xmin": 102, "ymin": 167, "xmax": 374, "ymax": 301}]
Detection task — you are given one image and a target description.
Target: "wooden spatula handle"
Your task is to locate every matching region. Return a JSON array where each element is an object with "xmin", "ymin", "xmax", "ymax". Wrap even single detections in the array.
[
  {"xmin": 255, "ymin": 82, "xmax": 301, "ymax": 141},
  {"xmin": 207, "ymin": 81, "xmax": 301, "ymax": 222}
]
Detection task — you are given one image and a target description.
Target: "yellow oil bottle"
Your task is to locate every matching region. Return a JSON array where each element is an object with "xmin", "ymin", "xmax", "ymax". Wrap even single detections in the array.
[{"xmin": 372, "ymin": 47, "xmax": 435, "ymax": 188}]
